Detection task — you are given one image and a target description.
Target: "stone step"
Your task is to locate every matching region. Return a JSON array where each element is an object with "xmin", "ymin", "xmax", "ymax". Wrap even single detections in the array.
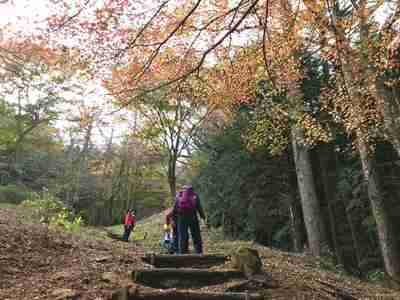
[
  {"xmin": 132, "ymin": 268, "xmax": 244, "ymax": 289},
  {"xmin": 112, "ymin": 288, "xmax": 264, "ymax": 300},
  {"xmin": 141, "ymin": 253, "xmax": 228, "ymax": 268}
]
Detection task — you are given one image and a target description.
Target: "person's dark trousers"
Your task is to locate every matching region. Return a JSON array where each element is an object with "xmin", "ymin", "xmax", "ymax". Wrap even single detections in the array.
[
  {"xmin": 122, "ymin": 225, "xmax": 133, "ymax": 242},
  {"xmin": 190, "ymin": 217, "xmax": 203, "ymax": 254},
  {"xmin": 178, "ymin": 215, "xmax": 203, "ymax": 254},
  {"xmin": 171, "ymin": 214, "xmax": 179, "ymax": 253}
]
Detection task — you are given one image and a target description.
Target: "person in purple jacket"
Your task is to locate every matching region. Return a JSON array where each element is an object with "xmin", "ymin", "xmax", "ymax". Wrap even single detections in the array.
[{"xmin": 173, "ymin": 185, "xmax": 206, "ymax": 254}]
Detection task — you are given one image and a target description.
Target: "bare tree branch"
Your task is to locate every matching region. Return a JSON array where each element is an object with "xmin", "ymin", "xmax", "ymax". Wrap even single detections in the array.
[
  {"xmin": 50, "ymin": 0, "xmax": 91, "ymax": 33},
  {"xmin": 109, "ymin": 0, "xmax": 260, "ymax": 114}
]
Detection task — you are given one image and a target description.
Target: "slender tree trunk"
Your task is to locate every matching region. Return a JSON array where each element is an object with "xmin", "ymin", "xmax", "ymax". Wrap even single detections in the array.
[
  {"xmin": 287, "ymin": 156, "xmax": 306, "ymax": 252},
  {"xmin": 109, "ymin": 157, "xmax": 126, "ymax": 222},
  {"xmin": 342, "ymin": 196, "xmax": 363, "ymax": 273},
  {"xmin": 291, "ymin": 127, "xmax": 328, "ymax": 257},
  {"xmin": 103, "ymin": 129, "xmax": 114, "ymax": 222},
  {"xmin": 168, "ymin": 154, "xmax": 177, "ymax": 205},
  {"xmin": 72, "ymin": 121, "xmax": 93, "ymax": 212},
  {"xmin": 288, "ymin": 200, "xmax": 304, "ymax": 252},
  {"xmin": 357, "ymin": 134, "xmax": 400, "ymax": 282},
  {"xmin": 317, "ymin": 144, "xmax": 344, "ymax": 266},
  {"xmin": 13, "ymin": 91, "xmax": 23, "ymax": 176},
  {"xmin": 375, "ymin": 79, "xmax": 400, "ymax": 158}
]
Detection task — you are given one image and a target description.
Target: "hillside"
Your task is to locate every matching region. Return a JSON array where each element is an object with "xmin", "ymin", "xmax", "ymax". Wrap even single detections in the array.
[
  {"xmin": 1, "ymin": 205, "xmax": 400, "ymax": 300},
  {"xmin": 0, "ymin": 204, "xmax": 145, "ymax": 300}
]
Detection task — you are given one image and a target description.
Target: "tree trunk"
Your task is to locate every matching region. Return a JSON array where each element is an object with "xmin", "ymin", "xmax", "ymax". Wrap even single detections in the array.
[
  {"xmin": 291, "ymin": 127, "xmax": 328, "ymax": 257},
  {"xmin": 168, "ymin": 175, "xmax": 176, "ymax": 202},
  {"xmin": 168, "ymin": 155, "xmax": 177, "ymax": 205},
  {"xmin": 317, "ymin": 144, "xmax": 344, "ymax": 266},
  {"xmin": 375, "ymin": 78, "xmax": 400, "ymax": 158},
  {"xmin": 72, "ymin": 121, "xmax": 93, "ymax": 212},
  {"xmin": 342, "ymin": 196, "xmax": 363, "ymax": 273},
  {"xmin": 357, "ymin": 135, "xmax": 400, "ymax": 283},
  {"xmin": 288, "ymin": 201, "xmax": 304, "ymax": 252},
  {"xmin": 287, "ymin": 158, "xmax": 306, "ymax": 252}
]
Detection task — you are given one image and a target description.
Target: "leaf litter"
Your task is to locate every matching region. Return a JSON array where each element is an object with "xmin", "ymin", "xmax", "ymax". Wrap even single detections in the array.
[{"xmin": 1, "ymin": 206, "xmax": 400, "ymax": 300}]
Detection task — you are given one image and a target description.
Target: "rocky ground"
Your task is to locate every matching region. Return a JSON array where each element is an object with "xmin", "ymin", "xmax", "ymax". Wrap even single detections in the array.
[{"xmin": 1, "ymin": 205, "xmax": 400, "ymax": 299}]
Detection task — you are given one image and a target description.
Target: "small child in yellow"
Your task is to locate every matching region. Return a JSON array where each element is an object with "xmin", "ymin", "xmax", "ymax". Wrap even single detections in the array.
[{"xmin": 161, "ymin": 222, "xmax": 173, "ymax": 253}]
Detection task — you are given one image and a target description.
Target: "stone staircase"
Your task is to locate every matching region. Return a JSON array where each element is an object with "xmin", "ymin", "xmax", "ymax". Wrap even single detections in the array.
[{"xmin": 112, "ymin": 253, "xmax": 266, "ymax": 300}]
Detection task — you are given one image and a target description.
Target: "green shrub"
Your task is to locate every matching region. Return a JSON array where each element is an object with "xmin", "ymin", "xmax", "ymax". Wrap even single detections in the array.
[
  {"xmin": 50, "ymin": 210, "xmax": 84, "ymax": 231},
  {"xmin": 317, "ymin": 245, "xmax": 347, "ymax": 277},
  {"xmin": 366, "ymin": 269, "xmax": 386, "ymax": 282},
  {"xmin": 21, "ymin": 189, "xmax": 84, "ymax": 231}
]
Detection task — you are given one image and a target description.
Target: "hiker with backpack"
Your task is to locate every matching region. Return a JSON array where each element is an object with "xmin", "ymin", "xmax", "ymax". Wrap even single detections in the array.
[
  {"xmin": 122, "ymin": 208, "xmax": 135, "ymax": 242},
  {"xmin": 173, "ymin": 185, "xmax": 206, "ymax": 254}
]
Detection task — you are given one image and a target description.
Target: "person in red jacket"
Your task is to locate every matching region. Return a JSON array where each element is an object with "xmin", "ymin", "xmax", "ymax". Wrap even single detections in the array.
[{"xmin": 122, "ymin": 208, "xmax": 135, "ymax": 242}]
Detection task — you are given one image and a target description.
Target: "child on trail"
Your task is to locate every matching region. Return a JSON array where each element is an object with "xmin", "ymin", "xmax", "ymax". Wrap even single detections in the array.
[
  {"xmin": 165, "ymin": 205, "xmax": 179, "ymax": 253},
  {"xmin": 173, "ymin": 185, "xmax": 206, "ymax": 254},
  {"xmin": 161, "ymin": 221, "xmax": 174, "ymax": 253},
  {"xmin": 122, "ymin": 208, "xmax": 135, "ymax": 242},
  {"xmin": 160, "ymin": 207, "xmax": 177, "ymax": 253}
]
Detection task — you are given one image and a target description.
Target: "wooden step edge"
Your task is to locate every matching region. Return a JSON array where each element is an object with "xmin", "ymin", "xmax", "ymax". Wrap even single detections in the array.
[
  {"xmin": 132, "ymin": 268, "xmax": 245, "ymax": 289},
  {"xmin": 141, "ymin": 253, "xmax": 229, "ymax": 267},
  {"xmin": 112, "ymin": 288, "xmax": 264, "ymax": 300}
]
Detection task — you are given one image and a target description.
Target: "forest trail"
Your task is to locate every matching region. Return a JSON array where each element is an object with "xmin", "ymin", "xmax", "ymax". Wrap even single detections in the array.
[{"xmin": 1, "ymin": 205, "xmax": 400, "ymax": 300}]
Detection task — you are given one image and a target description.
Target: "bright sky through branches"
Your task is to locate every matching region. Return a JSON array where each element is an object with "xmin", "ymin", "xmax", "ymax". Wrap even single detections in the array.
[
  {"xmin": 0, "ymin": 1, "xmax": 53, "ymax": 33},
  {"xmin": 0, "ymin": 0, "xmax": 132, "ymax": 146}
]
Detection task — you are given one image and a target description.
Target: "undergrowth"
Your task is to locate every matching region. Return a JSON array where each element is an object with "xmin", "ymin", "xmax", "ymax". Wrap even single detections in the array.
[{"xmin": 21, "ymin": 189, "xmax": 83, "ymax": 232}]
